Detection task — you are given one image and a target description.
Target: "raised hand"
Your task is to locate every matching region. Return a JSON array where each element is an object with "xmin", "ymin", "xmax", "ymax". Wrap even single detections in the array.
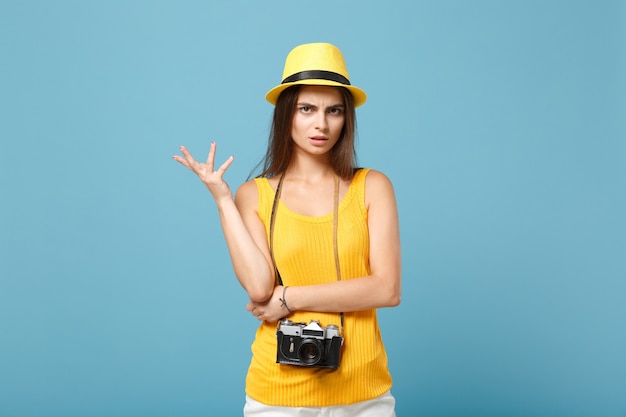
[{"xmin": 172, "ymin": 142, "xmax": 235, "ymax": 203}]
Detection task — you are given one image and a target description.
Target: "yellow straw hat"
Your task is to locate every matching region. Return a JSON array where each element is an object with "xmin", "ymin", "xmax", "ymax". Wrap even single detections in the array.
[{"xmin": 265, "ymin": 43, "xmax": 367, "ymax": 107}]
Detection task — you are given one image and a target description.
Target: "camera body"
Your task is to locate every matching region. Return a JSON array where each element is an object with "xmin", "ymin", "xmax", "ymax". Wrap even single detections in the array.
[{"xmin": 276, "ymin": 319, "xmax": 343, "ymax": 369}]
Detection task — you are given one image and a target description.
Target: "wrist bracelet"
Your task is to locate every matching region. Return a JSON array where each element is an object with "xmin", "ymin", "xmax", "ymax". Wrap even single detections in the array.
[{"xmin": 279, "ymin": 286, "xmax": 293, "ymax": 314}]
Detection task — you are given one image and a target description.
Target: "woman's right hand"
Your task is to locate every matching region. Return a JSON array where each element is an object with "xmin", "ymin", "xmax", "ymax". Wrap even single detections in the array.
[
  {"xmin": 172, "ymin": 142, "xmax": 235, "ymax": 203},
  {"xmin": 173, "ymin": 142, "xmax": 275, "ymax": 300}
]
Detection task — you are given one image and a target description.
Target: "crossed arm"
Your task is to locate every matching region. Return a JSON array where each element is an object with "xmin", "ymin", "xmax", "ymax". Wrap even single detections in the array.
[{"xmin": 173, "ymin": 144, "xmax": 401, "ymax": 323}]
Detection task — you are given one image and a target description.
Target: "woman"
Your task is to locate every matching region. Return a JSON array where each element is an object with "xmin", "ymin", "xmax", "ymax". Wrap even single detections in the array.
[{"xmin": 173, "ymin": 43, "xmax": 401, "ymax": 416}]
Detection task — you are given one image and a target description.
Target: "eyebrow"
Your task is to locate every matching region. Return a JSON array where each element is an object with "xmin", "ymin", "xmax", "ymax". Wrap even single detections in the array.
[{"xmin": 296, "ymin": 102, "xmax": 345, "ymax": 108}]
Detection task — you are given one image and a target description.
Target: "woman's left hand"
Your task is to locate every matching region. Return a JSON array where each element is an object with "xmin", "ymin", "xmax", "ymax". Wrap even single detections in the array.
[{"xmin": 246, "ymin": 286, "xmax": 290, "ymax": 322}]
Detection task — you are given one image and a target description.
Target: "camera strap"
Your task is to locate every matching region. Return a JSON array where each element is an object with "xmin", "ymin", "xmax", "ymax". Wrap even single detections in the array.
[{"xmin": 269, "ymin": 172, "xmax": 345, "ymax": 332}]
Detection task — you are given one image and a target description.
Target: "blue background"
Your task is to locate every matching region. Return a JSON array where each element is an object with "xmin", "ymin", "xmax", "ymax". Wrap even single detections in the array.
[{"xmin": 1, "ymin": 1, "xmax": 625, "ymax": 416}]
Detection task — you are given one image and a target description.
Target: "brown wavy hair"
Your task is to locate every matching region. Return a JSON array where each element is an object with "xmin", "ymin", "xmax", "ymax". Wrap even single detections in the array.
[{"xmin": 254, "ymin": 85, "xmax": 358, "ymax": 180}]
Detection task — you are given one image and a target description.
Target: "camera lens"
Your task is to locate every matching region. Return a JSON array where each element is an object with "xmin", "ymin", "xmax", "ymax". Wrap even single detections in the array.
[{"xmin": 298, "ymin": 339, "xmax": 322, "ymax": 365}]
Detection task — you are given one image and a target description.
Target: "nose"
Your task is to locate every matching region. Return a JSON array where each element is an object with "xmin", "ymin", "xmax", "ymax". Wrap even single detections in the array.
[{"xmin": 315, "ymin": 112, "xmax": 329, "ymax": 131}]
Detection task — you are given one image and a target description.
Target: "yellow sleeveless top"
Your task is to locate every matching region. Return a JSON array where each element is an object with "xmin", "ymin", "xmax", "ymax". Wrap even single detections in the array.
[{"xmin": 245, "ymin": 168, "xmax": 392, "ymax": 407}]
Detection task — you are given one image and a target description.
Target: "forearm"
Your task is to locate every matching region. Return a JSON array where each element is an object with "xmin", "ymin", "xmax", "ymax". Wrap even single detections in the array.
[
  {"xmin": 216, "ymin": 197, "xmax": 274, "ymax": 302},
  {"xmin": 284, "ymin": 273, "xmax": 401, "ymax": 313},
  {"xmin": 173, "ymin": 145, "xmax": 275, "ymax": 302}
]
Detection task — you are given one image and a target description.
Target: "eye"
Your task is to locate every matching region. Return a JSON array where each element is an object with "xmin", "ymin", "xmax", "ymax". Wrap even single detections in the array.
[
  {"xmin": 299, "ymin": 106, "xmax": 312, "ymax": 113},
  {"xmin": 328, "ymin": 107, "xmax": 343, "ymax": 115}
]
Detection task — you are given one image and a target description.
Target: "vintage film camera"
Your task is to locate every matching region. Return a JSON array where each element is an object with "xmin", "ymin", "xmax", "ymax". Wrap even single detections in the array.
[{"xmin": 276, "ymin": 319, "xmax": 343, "ymax": 369}]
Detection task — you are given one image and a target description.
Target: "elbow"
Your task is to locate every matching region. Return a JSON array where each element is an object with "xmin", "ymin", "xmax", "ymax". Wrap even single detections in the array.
[
  {"xmin": 247, "ymin": 285, "xmax": 273, "ymax": 303},
  {"xmin": 383, "ymin": 277, "xmax": 401, "ymax": 307},
  {"xmin": 386, "ymin": 289, "xmax": 401, "ymax": 307},
  {"xmin": 385, "ymin": 286, "xmax": 402, "ymax": 307},
  {"xmin": 236, "ymin": 264, "xmax": 274, "ymax": 303}
]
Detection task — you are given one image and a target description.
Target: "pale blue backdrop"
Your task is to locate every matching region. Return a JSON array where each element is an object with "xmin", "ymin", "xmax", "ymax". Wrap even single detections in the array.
[{"xmin": 1, "ymin": 1, "xmax": 625, "ymax": 416}]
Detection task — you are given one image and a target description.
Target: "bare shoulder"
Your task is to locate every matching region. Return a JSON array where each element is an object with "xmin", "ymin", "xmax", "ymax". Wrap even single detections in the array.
[
  {"xmin": 363, "ymin": 169, "xmax": 397, "ymax": 211},
  {"xmin": 364, "ymin": 169, "xmax": 396, "ymax": 197},
  {"xmin": 234, "ymin": 179, "xmax": 259, "ymax": 211}
]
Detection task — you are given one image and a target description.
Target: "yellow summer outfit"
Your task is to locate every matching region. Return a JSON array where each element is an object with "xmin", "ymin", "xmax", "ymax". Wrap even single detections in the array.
[{"xmin": 246, "ymin": 168, "xmax": 393, "ymax": 407}]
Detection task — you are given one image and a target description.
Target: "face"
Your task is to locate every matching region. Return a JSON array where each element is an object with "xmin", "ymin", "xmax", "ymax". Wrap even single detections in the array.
[{"xmin": 290, "ymin": 85, "xmax": 345, "ymax": 157}]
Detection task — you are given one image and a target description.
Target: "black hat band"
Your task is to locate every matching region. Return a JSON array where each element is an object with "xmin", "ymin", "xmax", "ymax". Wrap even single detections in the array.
[{"xmin": 282, "ymin": 70, "xmax": 351, "ymax": 86}]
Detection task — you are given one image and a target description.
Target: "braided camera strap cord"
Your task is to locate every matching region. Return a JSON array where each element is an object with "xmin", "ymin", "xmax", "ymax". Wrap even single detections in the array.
[{"xmin": 269, "ymin": 172, "xmax": 345, "ymax": 332}]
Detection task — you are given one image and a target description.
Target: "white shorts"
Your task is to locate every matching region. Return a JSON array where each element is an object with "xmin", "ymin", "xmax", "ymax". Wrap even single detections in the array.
[{"xmin": 243, "ymin": 391, "xmax": 396, "ymax": 417}]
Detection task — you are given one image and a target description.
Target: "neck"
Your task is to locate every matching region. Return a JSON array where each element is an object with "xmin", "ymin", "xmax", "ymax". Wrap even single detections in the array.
[{"xmin": 285, "ymin": 155, "xmax": 336, "ymax": 181}]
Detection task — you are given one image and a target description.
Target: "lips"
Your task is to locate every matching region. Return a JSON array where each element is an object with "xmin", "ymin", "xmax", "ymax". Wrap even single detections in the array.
[{"xmin": 309, "ymin": 136, "xmax": 329, "ymax": 146}]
